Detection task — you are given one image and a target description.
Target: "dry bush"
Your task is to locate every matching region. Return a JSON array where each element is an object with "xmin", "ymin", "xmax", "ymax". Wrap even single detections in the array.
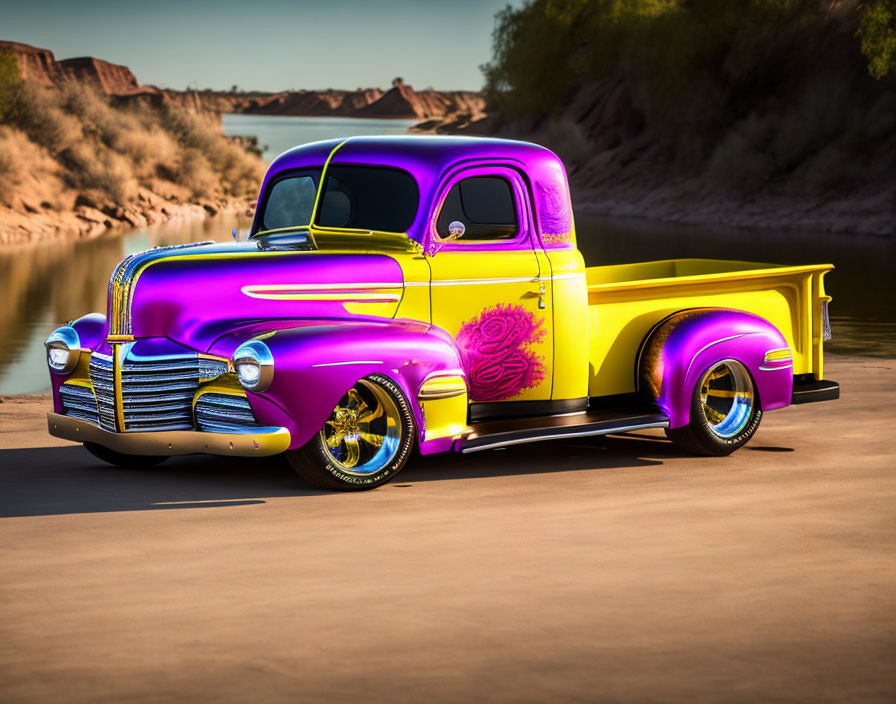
[
  {"xmin": 177, "ymin": 147, "xmax": 218, "ymax": 198},
  {"xmin": 111, "ymin": 125, "xmax": 180, "ymax": 180},
  {"xmin": 62, "ymin": 142, "xmax": 137, "ymax": 203},
  {"xmin": 2, "ymin": 77, "xmax": 264, "ymax": 213},
  {"xmin": 159, "ymin": 106, "xmax": 263, "ymax": 197},
  {"xmin": 13, "ymin": 84, "xmax": 82, "ymax": 154},
  {"xmin": 0, "ymin": 126, "xmax": 24, "ymax": 203}
]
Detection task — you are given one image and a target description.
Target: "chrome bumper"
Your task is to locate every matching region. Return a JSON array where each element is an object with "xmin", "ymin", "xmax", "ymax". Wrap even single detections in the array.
[{"xmin": 47, "ymin": 412, "xmax": 291, "ymax": 457}]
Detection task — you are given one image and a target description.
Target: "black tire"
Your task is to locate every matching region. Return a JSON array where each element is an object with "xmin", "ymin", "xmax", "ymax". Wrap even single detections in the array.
[
  {"xmin": 286, "ymin": 374, "xmax": 416, "ymax": 491},
  {"xmin": 665, "ymin": 359, "xmax": 762, "ymax": 456},
  {"xmin": 83, "ymin": 441, "xmax": 169, "ymax": 468}
]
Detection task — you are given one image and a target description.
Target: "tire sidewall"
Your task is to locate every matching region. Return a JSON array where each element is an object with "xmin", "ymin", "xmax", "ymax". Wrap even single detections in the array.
[
  {"xmin": 690, "ymin": 361, "xmax": 762, "ymax": 453},
  {"xmin": 310, "ymin": 374, "xmax": 416, "ymax": 488}
]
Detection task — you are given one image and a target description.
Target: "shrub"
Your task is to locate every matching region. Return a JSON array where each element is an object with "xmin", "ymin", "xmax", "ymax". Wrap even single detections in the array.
[
  {"xmin": 0, "ymin": 52, "xmax": 22, "ymax": 123},
  {"xmin": 0, "ymin": 126, "xmax": 24, "ymax": 203},
  {"xmin": 859, "ymin": 0, "xmax": 896, "ymax": 79}
]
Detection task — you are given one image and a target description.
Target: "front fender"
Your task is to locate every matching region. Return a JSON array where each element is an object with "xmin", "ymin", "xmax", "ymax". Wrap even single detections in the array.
[
  {"xmin": 239, "ymin": 319, "xmax": 466, "ymax": 451},
  {"xmin": 638, "ymin": 309, "xmax": 792, "ymax": 429}
]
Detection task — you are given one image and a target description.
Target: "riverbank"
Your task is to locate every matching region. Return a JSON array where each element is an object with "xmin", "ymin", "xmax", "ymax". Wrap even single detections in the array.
[
  {"xmin": 1, "ymin": 354, "xmax": 894, "ymax": 703},
  {"xmin": 0, "ymin": 190, "xmax": 256, "ymax": 247},
  {"xmin": 433, "ymin": 110, "xmax": 894, "ymax": 238},
  {"xmin": 0, "ymin": 69, "xmax": 265, "ymax": 246}
]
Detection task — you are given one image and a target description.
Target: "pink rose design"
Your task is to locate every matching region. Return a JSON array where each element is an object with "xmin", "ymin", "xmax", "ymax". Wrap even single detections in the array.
[{"xmin": 456, "ymin": 304, "xmax": 546, "ymax": 402}]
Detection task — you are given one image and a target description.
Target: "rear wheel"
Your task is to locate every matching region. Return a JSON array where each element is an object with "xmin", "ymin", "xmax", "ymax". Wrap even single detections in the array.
[
  {"xmin": 286, "ymin": 374, "xmax": 416, "ymax": 490},
  {"xmin": 83, "ymin": 442, "xmax": 168, "ymax": 468},
  {"xmin": 665, "ymin": 359, "xmax": 762, "ymax": 456}
]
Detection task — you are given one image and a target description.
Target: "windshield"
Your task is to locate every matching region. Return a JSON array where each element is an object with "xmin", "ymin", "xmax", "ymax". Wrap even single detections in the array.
[{"xmin": 255, "ymin": 165, "xmax": 418, "ymax": 235}]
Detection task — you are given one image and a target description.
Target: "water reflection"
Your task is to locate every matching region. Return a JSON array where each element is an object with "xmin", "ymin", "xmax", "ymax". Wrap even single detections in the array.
[{"xmin": 2, "ymin": 211, "xmax": 893, "ymax": 395}]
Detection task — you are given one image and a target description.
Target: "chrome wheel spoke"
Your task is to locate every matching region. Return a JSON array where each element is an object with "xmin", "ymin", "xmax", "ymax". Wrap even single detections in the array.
[
  {"xmin": 359, "ymin": 430, "xmax": 384, "ymax": 448},
  {"xmin": 347, "ymin": 388, "xmax": 365, "ymax": 409},
  {"xmin": 358, "ymin": 403, "xmax": 383, "ymax": 423},
  {"xmin": 704, "ymin": 405, "xmax": 727, "ymax": 424},
  {"xmin": 343, "ymin": 436, "xmax": 361, "ymax": 467},
  {"xmin": 705, "ymin": 389, "xmax": 740, "ymax": 398}
]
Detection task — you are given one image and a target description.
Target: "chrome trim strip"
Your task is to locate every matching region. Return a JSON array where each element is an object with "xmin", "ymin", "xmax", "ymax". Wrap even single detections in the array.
[
  {"xmin": 461, "ymin": 420, "xmax": 669, "ymax": 454},
  {"xmin": 47, "ymin": 413, "xmax": 290, "ymax": 457},
  {"xmin": 405, "ymin": 273, "xmax": 586, "ymax": 288},
  {"xmin": 759, "ymin": 364, "xmax": 793, "ymax": 372},
  {"xmin": 684, "ymin": 334, "xmax": 750, "ymax": 380}
]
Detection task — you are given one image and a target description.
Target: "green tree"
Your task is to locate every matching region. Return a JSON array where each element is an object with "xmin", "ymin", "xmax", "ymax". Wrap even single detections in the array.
[
  {"xmin": 859, "ymin": 0, "xmax": 896, "ymax": 78},
  {"xmin": 0, "ymin": 52, "xmax": 22, "ymax": 123}
]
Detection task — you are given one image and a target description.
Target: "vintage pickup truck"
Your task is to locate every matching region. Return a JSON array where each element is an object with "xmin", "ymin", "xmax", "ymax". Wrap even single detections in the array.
[{"xmin": 45, "ymin": 136, "xmax": 839, "ymax": 489}]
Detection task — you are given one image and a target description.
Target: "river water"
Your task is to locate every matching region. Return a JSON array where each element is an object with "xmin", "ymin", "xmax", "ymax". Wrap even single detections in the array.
[{"xmin": 2, "ymin": 115, "xmax": 893, "ymax": 395}]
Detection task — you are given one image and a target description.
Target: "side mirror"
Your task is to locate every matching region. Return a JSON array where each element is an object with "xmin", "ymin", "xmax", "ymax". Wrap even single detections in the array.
[
  {"xmin": 427, "ymin": 221, "xmax": 466, "ymax": 256},
  {"xmin": 447, "ymin": 221, "xmax": 465, "ymax": 240}
]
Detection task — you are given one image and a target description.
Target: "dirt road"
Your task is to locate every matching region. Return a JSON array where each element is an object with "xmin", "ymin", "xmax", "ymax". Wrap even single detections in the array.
[{"xmin": 1, "ymin": 355, "xmax": 894, "ymax": 703}]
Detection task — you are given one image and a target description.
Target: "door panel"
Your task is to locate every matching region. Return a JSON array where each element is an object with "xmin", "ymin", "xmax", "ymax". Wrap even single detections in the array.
[{"xmin": 427, "ymin": 249, "xmax": 552, "ymax": 403}]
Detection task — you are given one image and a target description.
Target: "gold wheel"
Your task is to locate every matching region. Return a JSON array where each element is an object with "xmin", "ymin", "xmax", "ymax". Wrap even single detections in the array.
[
  {"xmin": 320, "ymin": 379, "xmax": 403, "ymax": 476},
  {"xmin": 698, "ymin": 361, "xmax": 755, "ymax": 439}
]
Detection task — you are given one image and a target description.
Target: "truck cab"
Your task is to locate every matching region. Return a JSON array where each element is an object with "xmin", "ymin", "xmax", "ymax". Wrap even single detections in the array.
[{"xmin": 45, "ymin": 136, "xmax": 839, "ymax": 490}]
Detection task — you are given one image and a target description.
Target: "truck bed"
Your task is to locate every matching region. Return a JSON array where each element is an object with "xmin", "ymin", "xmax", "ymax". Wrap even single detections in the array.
[{"xmin": 585, "ymin": 258, "xmax": 833, "ymax": 397}]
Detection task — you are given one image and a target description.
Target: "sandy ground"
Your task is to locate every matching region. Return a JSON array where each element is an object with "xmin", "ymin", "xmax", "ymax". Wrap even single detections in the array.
[{"xmin": 0, "ymin": 354, "xmax": 894, "ymax": 703}]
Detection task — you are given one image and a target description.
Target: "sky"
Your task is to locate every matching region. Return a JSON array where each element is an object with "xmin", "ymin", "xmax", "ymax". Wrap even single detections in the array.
[{"xmin": 0, "ymin": 0, "xmax": 520, "ymax": 92}]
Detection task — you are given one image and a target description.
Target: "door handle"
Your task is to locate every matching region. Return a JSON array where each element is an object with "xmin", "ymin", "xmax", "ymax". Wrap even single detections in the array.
[{"xmin": 537, "ymin": 283, "xmax": 546, "ymax": 310}]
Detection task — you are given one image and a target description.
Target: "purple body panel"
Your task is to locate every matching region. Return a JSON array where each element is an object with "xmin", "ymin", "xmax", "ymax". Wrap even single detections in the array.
[
  {"xmin": 127, "ymin": 244, "xmax": 403, "ymax": 351},
  {"xmin": 639, "ymin": 309, "xmax": 792, "ymax": 428},
  {"xmin": 254, "ymin": 136, "xmax": 575, "ymax": 251}
]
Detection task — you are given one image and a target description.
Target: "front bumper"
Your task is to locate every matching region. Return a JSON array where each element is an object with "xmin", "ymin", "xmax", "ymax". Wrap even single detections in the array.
[{"xmin": 47, "ymin": 412, "xmax": 291, "ymax": 457}]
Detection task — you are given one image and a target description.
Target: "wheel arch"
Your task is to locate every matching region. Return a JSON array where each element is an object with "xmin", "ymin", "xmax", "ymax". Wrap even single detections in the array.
[
  {"xmin": 242, "ymin": 318, "xmax": 467, "ymax": 452},
  {"xmin": 636, "ymin": 308, "xmax": 793, "ymax": 429}
]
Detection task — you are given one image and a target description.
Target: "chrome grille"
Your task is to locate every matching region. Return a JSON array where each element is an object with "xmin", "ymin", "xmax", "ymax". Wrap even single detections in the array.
[
  {"xmin": 195, "ymin": 393, "xmax": 257, "ymax": 432},
  {"xmin": 88, "ymin": 353, "xmax": 117, "ymax": 431},
  {"xmin": 121, "ymin": 356, "xmax": 199, "ymax": 431},
  {"xmin": 59, "ymin": 384, "xmax": 99, "ymax": 424},
  {"xmin": 88, "ymin": 351, "xmax": 202, "ymax": 432}
]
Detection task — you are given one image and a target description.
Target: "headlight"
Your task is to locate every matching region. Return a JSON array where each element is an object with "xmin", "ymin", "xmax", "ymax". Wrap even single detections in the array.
[
  {"xmin": 45, "ymin": 326, "xmax": 81, "ymax": 375},
  {"xmin": 233, "ymin": 339, "xmax": 274, "ymax": 392}
]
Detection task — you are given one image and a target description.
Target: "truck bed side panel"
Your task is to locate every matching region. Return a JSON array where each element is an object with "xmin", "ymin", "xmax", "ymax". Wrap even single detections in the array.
[{"xmin": 585, "ymin": 259, "xmax": 832, "ymax": 398}]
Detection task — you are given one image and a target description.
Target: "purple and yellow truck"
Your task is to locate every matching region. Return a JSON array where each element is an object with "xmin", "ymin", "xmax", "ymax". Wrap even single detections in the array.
[{"xmin": 45, "ymin": 137, "xmax": 839, "ymax": 490}]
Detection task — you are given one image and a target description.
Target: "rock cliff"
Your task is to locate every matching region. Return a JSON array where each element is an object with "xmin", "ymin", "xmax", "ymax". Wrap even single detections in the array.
[{"xmin": 0, "ymin": 41, "xmax": 484, "ymax": 122}]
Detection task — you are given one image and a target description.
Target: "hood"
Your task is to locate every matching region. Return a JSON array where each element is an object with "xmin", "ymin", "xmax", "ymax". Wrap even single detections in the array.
[{"xmin": 106, "ymin": 241, "xmax": 406, "ymax": 352}]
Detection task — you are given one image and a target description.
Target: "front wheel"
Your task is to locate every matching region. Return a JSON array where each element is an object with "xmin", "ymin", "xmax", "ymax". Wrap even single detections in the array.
[
  {"xmin": 286, "ymin": 374, "xmax": 416, "ymax": 491},
  {"xmin": 83, "ymin": 442, "xmax": 169, "ymax": 468},
  {"xmin": 665, "ymin": 359, "xmax": 762, "ymax": 456}
]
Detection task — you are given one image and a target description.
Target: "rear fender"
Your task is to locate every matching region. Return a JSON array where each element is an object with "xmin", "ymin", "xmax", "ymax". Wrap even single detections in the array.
[
  {"xmin": 240, "ymin": 319, "xmax": 468, "ymax": 452},
  {"xmin": 637, "ymin": 309, "xmax": 792, "ymax": 429}
]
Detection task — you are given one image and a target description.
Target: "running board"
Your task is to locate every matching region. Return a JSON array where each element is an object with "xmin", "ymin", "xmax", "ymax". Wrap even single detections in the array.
[{"xmin": 460, "ymin": 409, "xmax": 669, "ymax": 454}]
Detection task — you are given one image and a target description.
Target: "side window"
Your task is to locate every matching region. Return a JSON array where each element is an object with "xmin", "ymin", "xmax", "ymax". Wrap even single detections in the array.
[{"xmin": 436, "ymin": 176, "xmax": 518, "ymax": 241}]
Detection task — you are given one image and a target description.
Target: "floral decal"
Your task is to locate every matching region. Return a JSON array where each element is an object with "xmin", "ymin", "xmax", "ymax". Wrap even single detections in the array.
[{"xmin": 456, "ymin": 304, "xmax": 546, "ymax": 402}]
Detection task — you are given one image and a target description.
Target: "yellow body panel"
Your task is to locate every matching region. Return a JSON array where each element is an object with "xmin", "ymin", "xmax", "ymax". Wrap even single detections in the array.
[
  {"xmin": 542, "ymin": 248, "xmax": 590, "ymax": 401},
  {"xmin": 584, "ymin": 259, "xmax": 832, "ymax": 397},
  {"xmin": 417, "ymin": 372, "xmax": 469, "ymax": 442}
]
